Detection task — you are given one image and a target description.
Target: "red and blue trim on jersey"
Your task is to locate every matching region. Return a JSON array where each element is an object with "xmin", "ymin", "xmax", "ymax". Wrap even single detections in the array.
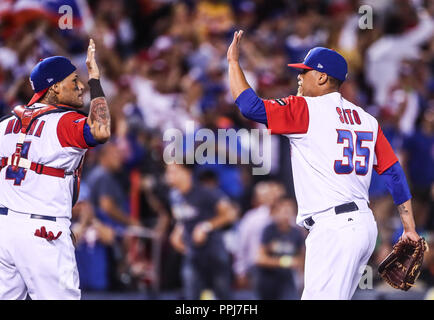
[
  {"xmin": 373, "ymin": 126, "xmax": 411, "ymax": 205},
  {"xmin": 235, "ymin": 88, "xmax": 309, "ymax": 134},
  {"xmin": 57, "ymin": 111, "xmax": 98, "ymax": 149},
  {"xmin": 373, "ymin": 126, "xmax": 398, "ymax": 174}
]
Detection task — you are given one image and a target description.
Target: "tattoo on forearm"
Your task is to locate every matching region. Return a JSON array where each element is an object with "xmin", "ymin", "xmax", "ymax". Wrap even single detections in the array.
[
  {"xmin": 89, "ymin": 97, "xmax": 110, "ymax": 125},
  {"xmin": 398, "ymin": 204, "xmax": 409, "ymax": 216},
  {"xmin": 397, "ymin": 202, "xmax": 416, "ymax": 231}
]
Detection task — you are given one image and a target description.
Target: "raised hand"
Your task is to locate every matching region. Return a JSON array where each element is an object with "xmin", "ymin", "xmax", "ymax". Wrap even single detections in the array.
[
  {"xmin": 86, "ymin": 39, "xmax": 100, "ymax": 80},
  {"xmin": 227, "ymin": 30, "xmax": 244, "ymax": 63},
  {"xmin": 227, "ymin": 30, "xmax": 250, "ymax": 100}
]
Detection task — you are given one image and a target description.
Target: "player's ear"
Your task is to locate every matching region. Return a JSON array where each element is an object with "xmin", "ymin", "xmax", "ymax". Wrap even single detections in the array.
[
  {"xmin": 318, "ymin": 72, "xmax": 328, "ymax": 86},
  {"xmin": 50, "ymin": 83, "xmax": 60, "ymax": 95}
]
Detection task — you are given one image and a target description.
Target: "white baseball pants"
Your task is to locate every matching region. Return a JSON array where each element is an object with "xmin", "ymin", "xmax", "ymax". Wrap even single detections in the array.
[
  {"xmin": 0, "ymin": 208, "xmax": 80, "ymax": 300},
  {"xmin": 301, "ymin": 200, "xmax": 377, "ymax": 300}
]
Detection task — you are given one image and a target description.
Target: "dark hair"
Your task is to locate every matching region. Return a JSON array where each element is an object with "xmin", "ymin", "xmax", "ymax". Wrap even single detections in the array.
[{"xmin": 328, "ymin": 75, "xmax": 344, "ymax": 89}]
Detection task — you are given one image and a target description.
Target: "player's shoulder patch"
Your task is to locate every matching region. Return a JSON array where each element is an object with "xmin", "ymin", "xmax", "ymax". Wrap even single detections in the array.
[{"xmin": 274, "ymin": 98, "xmax": 287, "ymax": 106}]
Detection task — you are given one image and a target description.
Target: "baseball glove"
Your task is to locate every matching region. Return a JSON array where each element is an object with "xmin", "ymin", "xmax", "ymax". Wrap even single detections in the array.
[{"xmin": 378, "ymin": 237, "xmax": 428, "ymax": 291}]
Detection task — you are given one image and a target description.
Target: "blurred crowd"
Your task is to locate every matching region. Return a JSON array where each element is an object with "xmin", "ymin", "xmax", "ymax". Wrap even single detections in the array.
[{"xmin": 0, "ymin": 0, "xmax": 433, "ymax": 299}]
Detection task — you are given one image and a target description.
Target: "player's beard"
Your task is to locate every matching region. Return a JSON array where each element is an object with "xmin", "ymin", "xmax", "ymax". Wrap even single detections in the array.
[
  {"xmin": 66, "ymin": 101, "xmax": 84, "ymax": 109},
  {"xmin": 73, "ymin": 101, "xmax": 84, "ymax": 108},
  {"xmin": 68, "ymin": 94, "xmax": 84, "ymax": 108}
]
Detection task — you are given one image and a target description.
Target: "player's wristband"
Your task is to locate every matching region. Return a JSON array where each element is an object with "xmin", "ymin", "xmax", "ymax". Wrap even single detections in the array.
[
  {"xmin": 88, "ymin": 78, "xmax": 105, "ymax": 99},
  {"xmin": 279, "ymin": 255, "xmax": 293, "ymax": 268}
]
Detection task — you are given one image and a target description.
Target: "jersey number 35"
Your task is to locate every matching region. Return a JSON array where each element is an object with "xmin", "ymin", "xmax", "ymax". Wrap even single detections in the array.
[{"xmin": 334, "ymin": 129, "xmax": 373, "ymax": 176}]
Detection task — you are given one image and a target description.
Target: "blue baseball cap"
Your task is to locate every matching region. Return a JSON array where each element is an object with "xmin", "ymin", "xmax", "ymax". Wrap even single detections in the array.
[
  {"xmin": 28, "ymin": 56, "xmax": 77, "ymax": 106},
  {"xmin": 287, "ymin": 47, "xmax": 348, "ymax": 82}
]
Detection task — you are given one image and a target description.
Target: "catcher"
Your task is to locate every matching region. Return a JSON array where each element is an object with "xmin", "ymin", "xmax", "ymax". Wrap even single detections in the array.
[{"xmin": 0, "ymin": 39, "xmax": 110, "ymax": 299}]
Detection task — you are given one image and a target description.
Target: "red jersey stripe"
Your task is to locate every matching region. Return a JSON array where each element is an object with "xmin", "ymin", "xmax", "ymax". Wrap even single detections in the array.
[
  {"xmin": 263, "ymin": 96, "xmax": 309, "ymax": 134},
  {"xmin": 374, "ymin": 126, "xmax": 398, "ymax": 174}
]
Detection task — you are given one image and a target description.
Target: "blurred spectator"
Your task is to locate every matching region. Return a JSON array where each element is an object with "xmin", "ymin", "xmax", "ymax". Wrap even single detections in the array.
[
  {"xmin": 401, "ymin": 107, "xmax": 434, "ymax": 230},
  {"xmin": 365, "ymin": 6, "xmax": 433, "ymax": 107},
  {"xmin": 72, "ymin": 198, "xmax": 116, "ymax": 291},
  {"xmin": 385, "ymin": 60, "xmax": 424, "ymax": 136},
  {"xmin": 401, "ymin": 107, "xmax": 434, "ymax": 195},
  {"xmin": 233, "ymin": 181, "xmax": 285, "ymax": 294},
  {"xmin": 285, "ymin": 13, "xmax": 326, "ymax": 65},
  {"xmin": 195, "ymin": 0, "xmax": 235, "ymax": 41},
  {"xmin": 85, "ymin": 141, "xmax": 141, "ymax": 289},
  {"xmin": 140, "ymin": 174, "xmax": 171, "ymax": 238},
  {"xmin": 166, "ymin": 162, "xmax": 238, "ymax": 299},
  {"xmin": 86, "ymin": 142, "xmax": 139, "ymax": 230},
  {"xmin": 255, "ymin": 197, "xmax": 305, "ymax": 300}
]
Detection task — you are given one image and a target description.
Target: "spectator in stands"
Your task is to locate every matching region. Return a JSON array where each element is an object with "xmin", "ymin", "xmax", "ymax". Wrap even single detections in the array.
[
  {"xmin": 86, "ymin": 142, "xmax": 139, "ymax": 230},
  {"xmin": 365, "ymin": 6, "xmax": 433, "ymax": 107},
  {"xmin": 72, "ymin": 192, "xmax": 116, "ymax": 291},
  {"xmin": 401, "ymin": 107, "xmax": 434, "ymax": 230},
  {"xmin": 166, "ymin": 162, "xmax": 238, "ymax": 299},
  {"xmin": 233, "ymin": 181, "xmax": 285, "ymax": 295},
  {"xmin": 255, "ymin": 197, "xmax": 305, "ymax": 300},
  {"xmin": 85, "ymin": 141, "xmax": 142, "ymax": 289},
  {"xmin": 401, "ymin": 107, "xmax": 434, "ymax": 194},
  {"xmin": 386, "ymin": 60, "xmax": 423, "ymax": 136},
  {"xmin": 285, "ymin": 13, "xmax": 326, "ymax": 65}
]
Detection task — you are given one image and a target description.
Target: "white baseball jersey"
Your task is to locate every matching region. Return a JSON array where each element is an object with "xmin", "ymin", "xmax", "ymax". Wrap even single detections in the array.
[
  {"xmin": 263, "ymin": 92, "xmax": 398, "ymax": 226},
  {"xmin": 0, "ymin": 103, "xmax": 92, "ymax": 218}
]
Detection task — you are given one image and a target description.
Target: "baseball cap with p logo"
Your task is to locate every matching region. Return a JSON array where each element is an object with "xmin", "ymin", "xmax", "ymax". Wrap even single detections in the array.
[
  {"xmin": 28, "ymin": 56, "xmax": 77, "ymax": 106},
  {"xmin": 287, "ymin": 47, "xmax": 348, "ymax": 82}
]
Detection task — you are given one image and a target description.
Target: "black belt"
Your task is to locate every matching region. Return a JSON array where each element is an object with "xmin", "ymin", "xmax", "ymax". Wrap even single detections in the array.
[
  {"xmin": 0, "ymin": 207, "xmax": 56, "ymax": 222},
  {"xmin": 304, "ymin": 202, "xmax": 359, "ymax": 229}
]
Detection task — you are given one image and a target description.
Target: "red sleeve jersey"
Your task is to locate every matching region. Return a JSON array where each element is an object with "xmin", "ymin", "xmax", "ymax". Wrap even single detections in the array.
[
  {"xmin": 57, "ymin": 112, "xmax": 92, "ymax": 149},
  {"xmin": 263, "ymin": 96, "xmax": 309, "ymax": 134}
]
